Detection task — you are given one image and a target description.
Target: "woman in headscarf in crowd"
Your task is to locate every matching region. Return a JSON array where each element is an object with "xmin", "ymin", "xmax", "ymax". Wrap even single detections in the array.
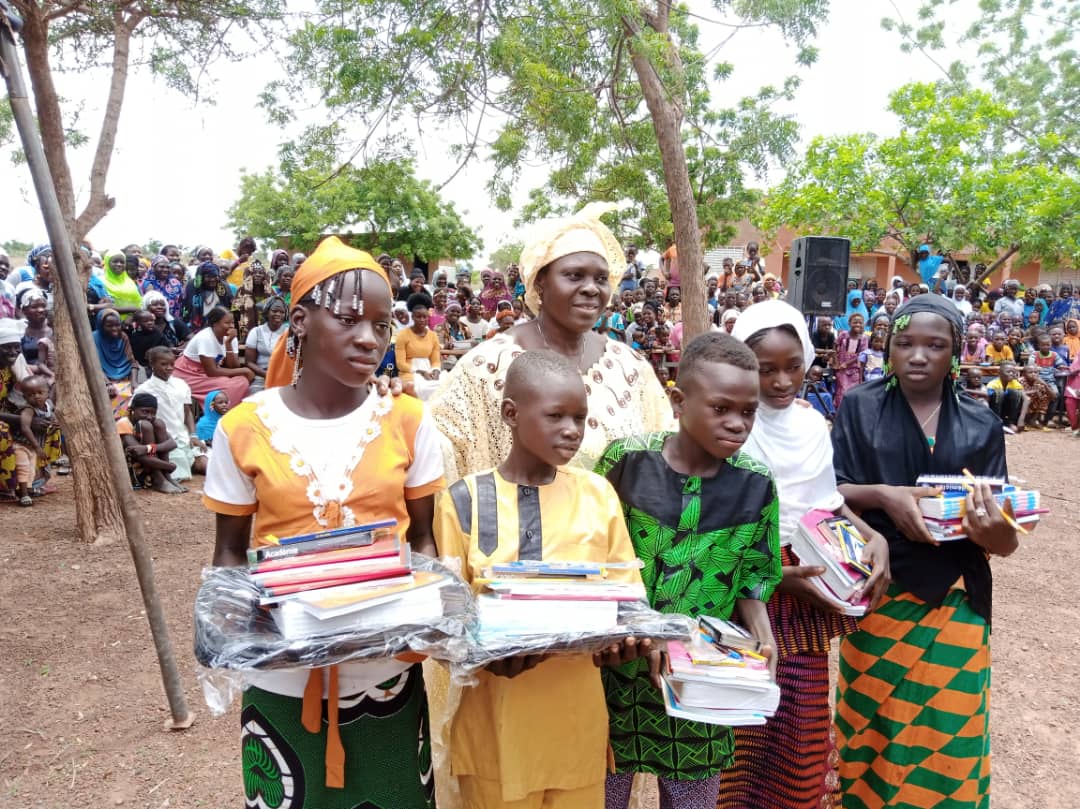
[
  {"xmin": 268, "ymin": 249, "xmax": 290, "ymax": 276},
  {"xmin": 243, "ymin": 295, "xmax": 288, "ymax": 393},
  {"xmin": 93, "ymin": 308, "xmax": 139, "ymax": 417},
  {"xmin": 102, "ymin": 249, "xmax": 144, "ymax": 311},
  {"xmin": 14, "ymin": 246, "xmax": 55, "ymax": 318},
  {"xmin": 231, "ymin": 259, "xmax": 273, "ymax": 343},
  {"xmin": 1024, "ymin": 293, "xmax": 1048, "ymax": 328},
  {"xmin": 428, "ymin": 288, "xmax": 449, "ymax": 329},
  {"xmin": 719, "ymin": 308, "xmax": 740, "ymax": 334},
  {"xmin": 950, "ymin": 283, "xmax": 973, "ymax": 317},
  {"xmin": 273, "ymin": 264, "xmax": 295, "ymax": 308},
  {"xmin": 832, "ymin": 308, "xmax": 868, "ymax": 410},
  {"xmin": 833, "ymin": 289, "xmax": 870, "ymax": 332},
  {"xmin": 18, "ymin": 287, "xmax": 55, "ymax": 381},
  {"xmin": 478, "ymin": 269, "xmax": 512, "ymax": 318},
  {"xmin": 424, "ymin": 203, "xmax": 672, "ymax": 809},
  {"xmin": 762, "ymin": 272, "xmax": 783, "ymax": 299},
  {"xmin": 142, "ymin": 290, "xmax": 189, "ymax": 349},
  {"xmin": 718, "ymin": 300, "xmax": 889, "ymax": 809},
  {"xmin": 224, "ymin": 236, "xmax": 257, "ymax": 289},
  {"xmin": 140, "ymin": 255, "xmax": 185, "ymax": 318},
  {"xmin": 204, "ymin": 236, "xmax": 443, "ymax": 809},
  {"xmin": 506, "ymin": 262, "xmax": 525, "ymax": 299},
  {"xmin": 830, "ymin": 293, "xmax": 1017, "ymax": 808},
  {"xmin": 182, "ymin": 261, "xmax": 233, "ymax": 331}
]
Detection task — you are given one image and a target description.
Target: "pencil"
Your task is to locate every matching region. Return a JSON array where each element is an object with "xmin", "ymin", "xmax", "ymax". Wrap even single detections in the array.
[{"xmin": 961, "ymin": 468, "xmax": 1029, "ymax": 535}]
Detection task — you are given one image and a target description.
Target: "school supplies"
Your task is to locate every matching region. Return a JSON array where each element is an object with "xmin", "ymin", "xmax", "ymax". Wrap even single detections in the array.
[
  {"xmin": 915, "ymin": 474, "xmax": 1008, "ymax": 492},
  {"xmin": 474, "ymin": 578, "xmax": 647, "ymax": 636},
  {"xmin": 246, "ymin": 519, "xmax": 399, "ymax": 564},
  {"xmin": 916, "ymin": 474, "xmax": 1045, "ymax": 541},
  {"xmin": 661, "ymin": 637, "xmax": 780, "ymax": 726},
  {"xmin": 697, "ymin": 616, "xmax": 763, "ymax": 653},
  {"xmin": 790, "ymin": 510, "xmax": 872, "ymax": 602}
]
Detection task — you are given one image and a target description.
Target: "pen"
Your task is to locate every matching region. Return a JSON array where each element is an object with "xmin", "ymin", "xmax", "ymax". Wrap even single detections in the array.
[{"xmin": 961, "ymin": 468, "xmax": 1029, "ymax": 535}]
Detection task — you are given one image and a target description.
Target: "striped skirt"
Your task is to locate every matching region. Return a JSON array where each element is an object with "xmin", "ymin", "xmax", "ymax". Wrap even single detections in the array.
[{"xmin": 835, "ymin": 585, "xmax": 990, "ymax": 809}]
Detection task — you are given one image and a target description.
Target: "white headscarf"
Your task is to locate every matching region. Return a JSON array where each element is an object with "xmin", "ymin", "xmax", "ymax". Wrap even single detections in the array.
[
  {"xmin": 0, "ymin": 317, "xmax": 26, "ymax": 345},
  {"xmin": 730, "ymin": 299, "xmax": 843, "ymax": 544}
]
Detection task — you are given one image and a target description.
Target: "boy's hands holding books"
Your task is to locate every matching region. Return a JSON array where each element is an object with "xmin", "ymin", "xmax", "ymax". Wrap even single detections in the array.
[
  {"xmin": 486, "ymin": 654, "xmax": 550, "ymax": 679},
  {"xmin": 592, "ymin": 637, "xmax": 654, "ymax": 669}
]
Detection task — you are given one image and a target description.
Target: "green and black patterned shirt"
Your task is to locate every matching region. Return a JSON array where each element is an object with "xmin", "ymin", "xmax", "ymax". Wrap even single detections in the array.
[{"xmin": 595, "ymin": 431, "xmax": 781, "ymax": 780}]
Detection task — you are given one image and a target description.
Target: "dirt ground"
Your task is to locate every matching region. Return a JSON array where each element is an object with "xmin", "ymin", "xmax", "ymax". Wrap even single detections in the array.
[{"xmin": 1, "ymin": 431, "xmax": 1077, "ymax": 808}]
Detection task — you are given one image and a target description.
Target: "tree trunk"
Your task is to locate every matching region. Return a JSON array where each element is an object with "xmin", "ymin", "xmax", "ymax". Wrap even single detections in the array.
[
  {"xmin": 625, "ymin": 13, "xmax": 708, "ymax": 341},
  {"xmin": 52, "ymin": 263, "xmax": 126, "ymax": 545},
  {"xmin": 973, "ymin": 244, "xmax": 1020, "ymax": 285},
  {"xmin": 19, "ymin": 11, "xmax": 126, "ymax": 544}
]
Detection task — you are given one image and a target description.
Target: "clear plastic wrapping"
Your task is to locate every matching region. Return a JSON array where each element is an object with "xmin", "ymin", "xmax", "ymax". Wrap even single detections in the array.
[
  {"xmin": 194, "ymin": 554, "xmax": 475, "ymax": 713},
  {"xmin": 448, "ymin": 600, "xmax": 695, "ymax": 686}
]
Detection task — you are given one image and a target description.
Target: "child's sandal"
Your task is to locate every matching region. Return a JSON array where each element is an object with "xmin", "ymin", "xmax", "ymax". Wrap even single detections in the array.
[{"xmin": 18, "ymin": 495, "xmax": 33, "ymax": 507}]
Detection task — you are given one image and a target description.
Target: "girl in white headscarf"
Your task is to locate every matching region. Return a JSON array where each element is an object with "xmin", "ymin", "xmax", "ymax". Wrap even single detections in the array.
[{"xmin": 717, "ymin": 299, "xmax": 891, "ymax": 809}]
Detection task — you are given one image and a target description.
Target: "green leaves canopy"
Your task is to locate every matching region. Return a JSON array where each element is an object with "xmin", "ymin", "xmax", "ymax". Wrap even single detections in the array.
[
  {"xmin": 755, "ymin": 82, "xmax": 1080, "ymax": 273},
  {"xmin": 227, "ymin": 144, "xmax": 482, "ymax": 259}
]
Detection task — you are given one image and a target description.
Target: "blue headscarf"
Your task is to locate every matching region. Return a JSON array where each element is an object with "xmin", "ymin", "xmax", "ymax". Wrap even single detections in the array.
[
  {"xmin": 27, "ymin": 244, "xmax": 52, "ymax": 270},
  {"xmin": 1023, "ymin": 296, "xmax": 1047, "ymax": 326},
  {"xmin": 196, "ymin": 389, "xmax": 225, "ymax": 441},
  {"xmin": 834, "ymin": 289, "xmax": 870, "ymax": 332},
  {"xmin": 92, "ymin": 308, "xmax": 132, "ymax": 380}
]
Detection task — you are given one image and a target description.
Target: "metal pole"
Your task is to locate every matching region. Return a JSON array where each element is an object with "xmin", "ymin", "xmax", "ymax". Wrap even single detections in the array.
[{"xmin": 0, "ymin": 16, "xmax": 193, "ymax": 730}]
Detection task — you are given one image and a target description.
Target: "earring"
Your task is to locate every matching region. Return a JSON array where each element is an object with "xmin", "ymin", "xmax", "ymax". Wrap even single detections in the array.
[
  {"xmin": 286, "ymin": 333, "xmax": 296, "ymax": 358},
  {"xmin": 291, "ymin": 339, "xmax": 304, "ymax": 387}
]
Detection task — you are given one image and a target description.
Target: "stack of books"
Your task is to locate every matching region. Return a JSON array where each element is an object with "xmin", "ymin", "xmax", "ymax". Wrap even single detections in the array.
[
  {"xmin": 789, "ymin": 510, "xmax": 871, "ymax": 616},
  {"xmin": 248, "ymin": 520, "xmax": 454, "ymax": 639},
  {"xmin": 661, "ymin": 617, "xmax": 780, "ymax": 726},
  {"xmin": 916, "ymin": 475, "xmax": 1045, "ymax": 541},
  {"xmin": 474, "ymin": 561, "xmax": 646, "ymax": 637}
]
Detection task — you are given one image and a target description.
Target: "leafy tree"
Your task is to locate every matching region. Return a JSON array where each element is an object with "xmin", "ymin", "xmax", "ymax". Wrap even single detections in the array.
[
  {"xmin": 755, "ymin": 83, "xmax": 1080, "ymax": 281},
  {"xmin": 1, "ymin": 238, "xmax": 33, "ymax": 258},
  {"xmin": 488, "ymin": 239, "xmax": 524, "ymax": 270},
  {"xmin": 267, "ymin": 0, "xmax": 828, "ymax": 338},
  {"xmin": 228, "ymin": 143, "xmax": 482, "ymax": 260},
  {"xmin": 7, "ymin": 0, "xmax": 281, "ymax": 544},
  {"xmin": 883, "ymin": 0, "xmax": 1078, "ymax": 174}
]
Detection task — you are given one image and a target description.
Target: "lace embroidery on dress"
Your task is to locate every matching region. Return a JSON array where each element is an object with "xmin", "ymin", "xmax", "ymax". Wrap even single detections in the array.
[{"xmin": 254, "ymin": 388, "xmax": 394, "ymax": 527}]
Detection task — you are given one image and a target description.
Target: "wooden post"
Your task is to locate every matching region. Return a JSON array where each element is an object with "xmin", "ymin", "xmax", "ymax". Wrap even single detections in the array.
[{"xmin": 0, "ymin": 15, "xmax": 193, "ymax": 730}]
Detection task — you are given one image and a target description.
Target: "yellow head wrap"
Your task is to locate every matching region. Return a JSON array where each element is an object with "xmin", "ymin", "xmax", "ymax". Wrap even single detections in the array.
[
  {"xmin": 264, "ymin": 236, "xmax": 390, "ymax": 388},
  {"xmin": 518, "ymin": 202, "xmax": 624, "ymax": 312}
]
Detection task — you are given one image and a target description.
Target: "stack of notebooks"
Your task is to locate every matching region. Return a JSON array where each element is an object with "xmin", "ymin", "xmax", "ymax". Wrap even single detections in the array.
[
  {"xmin": 475, "ymin": 561, "xmax": 646, "ymax": 637},
  {"xmin": 661, "ymin": 617, "xmax": 780, "ymax": 726},
  {"xmin": 916, "ymin": 475, "xmax": 1045, "ymax": 541},
  {"xmin": 789, "ymin": 510, "xmax": 871, "ymax": 616},
  {"xmin": 247, "ymin": 520, "xmax": 454, "ymax": 639}
]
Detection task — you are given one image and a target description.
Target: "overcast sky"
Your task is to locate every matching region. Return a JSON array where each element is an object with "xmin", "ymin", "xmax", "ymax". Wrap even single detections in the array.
[{"xmin": 0, "ymin": 0, "xmax": 970, "ymax": 261}]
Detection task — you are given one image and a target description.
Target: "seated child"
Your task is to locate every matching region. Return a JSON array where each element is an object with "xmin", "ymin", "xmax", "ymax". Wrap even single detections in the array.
[
  {"xmin": 962, "ymin": 367, "xmax": 989, "ymax": 405},
  {"xmin": 116, "ymin": 392, "xmax": 185, "ymax": 493},
  {"xmin": 12, "ymin": 374, "xmax": 54, "ymax": 506},
  {"xmin": 1030, "ymin": 334, "xmax": 1068, "ymax": 426},
  {"xmin": 858, "ymin": 332, "xmax": 886, "ymax": 381},
  {"xmin": 135, "ymin": 346, "xmax": 209, "ymax": 479},
  {"xmin": 800, "ymin": 364, "xmax": 835, "ymax": 419},
  {"xmin": 1020, "ymin": 364, "xmax": 1055, "ymax": 430},
  {"xmin": 127, "ymin": 310, "xmax": 169, "ymax": 373},
  {"xmin": 195, "ymin": 389, "xmax": 229, "ymax": 445},
  {"xmin": 597, "ymin": 333, "xmax": 782, "ymax": 809},
  {"xmin": 434, "ymin": 350, "xmax": 650, "ymax": 809},
  {"xmin": 984, "ymin": 332, "xmax": 1014, "ymax": 365},
  {"xmin": 985, "ymin": 360, "xmax": 1026, "ymax": 430}
]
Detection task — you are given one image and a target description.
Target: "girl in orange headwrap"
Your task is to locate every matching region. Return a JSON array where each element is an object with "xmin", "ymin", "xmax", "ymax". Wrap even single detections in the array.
[{"xmin": 202, "ymin": 236, "xmax": 445, "ymax": 808}]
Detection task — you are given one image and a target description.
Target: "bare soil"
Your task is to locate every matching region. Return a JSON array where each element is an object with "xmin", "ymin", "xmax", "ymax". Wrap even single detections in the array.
[{"xmin": 1, "ymin": 431, "xmax": 1077, "ymax": 808}]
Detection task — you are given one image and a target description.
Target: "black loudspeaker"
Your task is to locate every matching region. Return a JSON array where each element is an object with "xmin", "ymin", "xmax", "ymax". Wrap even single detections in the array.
[{"xmin": 787, "ymin": 236, "xmax": 850, "ymax": 316}]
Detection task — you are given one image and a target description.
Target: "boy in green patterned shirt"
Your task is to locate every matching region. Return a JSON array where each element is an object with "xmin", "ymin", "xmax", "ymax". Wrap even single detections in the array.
[{"xmin": 595, "ymin": 332, "xmax": 782, "ymax": 808}]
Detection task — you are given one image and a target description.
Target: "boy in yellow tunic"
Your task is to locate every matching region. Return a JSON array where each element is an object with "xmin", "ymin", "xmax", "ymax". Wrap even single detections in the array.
[{"xmin": 434, "ymin": 350, "xmax": 653, "ymax": 809}]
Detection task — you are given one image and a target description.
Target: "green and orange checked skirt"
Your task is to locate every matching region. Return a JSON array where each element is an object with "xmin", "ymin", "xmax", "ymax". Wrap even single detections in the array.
[{"xmin": 835, "ymin": 584, "xmax": 990, "ymax": 809}]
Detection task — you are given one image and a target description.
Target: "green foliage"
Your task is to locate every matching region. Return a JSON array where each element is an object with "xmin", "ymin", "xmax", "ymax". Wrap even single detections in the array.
[
  {"xmin": 227, "ymin": 139, "xmax": 483, "ymax": 259},
  {"xmin": 1, "ymin": 239, "xmax": 34, "ymax": 258},
  {"xmin": 488, "ymin": 239, "xmax": 524, "ymax": 270},
  {"xmin": 755, "ymin": 82, "xmax": 1080, "ymax": 270},
  {"xmin": 883, "ymin": 0, "xmax": 1079, "ymax": 173},
  {"xmin": 264, "ymin": 0, "xmax": 827, "ymax": 249}
]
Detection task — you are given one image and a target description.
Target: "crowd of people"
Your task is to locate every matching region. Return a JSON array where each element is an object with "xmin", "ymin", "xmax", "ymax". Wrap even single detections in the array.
[{"xmin": 0, "ymin": 216, "xmax": 1068, "ymax": 809}]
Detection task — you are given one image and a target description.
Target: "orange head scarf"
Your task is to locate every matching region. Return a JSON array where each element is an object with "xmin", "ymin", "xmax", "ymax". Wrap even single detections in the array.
[{"xmin": 264, "ymin": 236, "xmax": 391, "ymax": 388}]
